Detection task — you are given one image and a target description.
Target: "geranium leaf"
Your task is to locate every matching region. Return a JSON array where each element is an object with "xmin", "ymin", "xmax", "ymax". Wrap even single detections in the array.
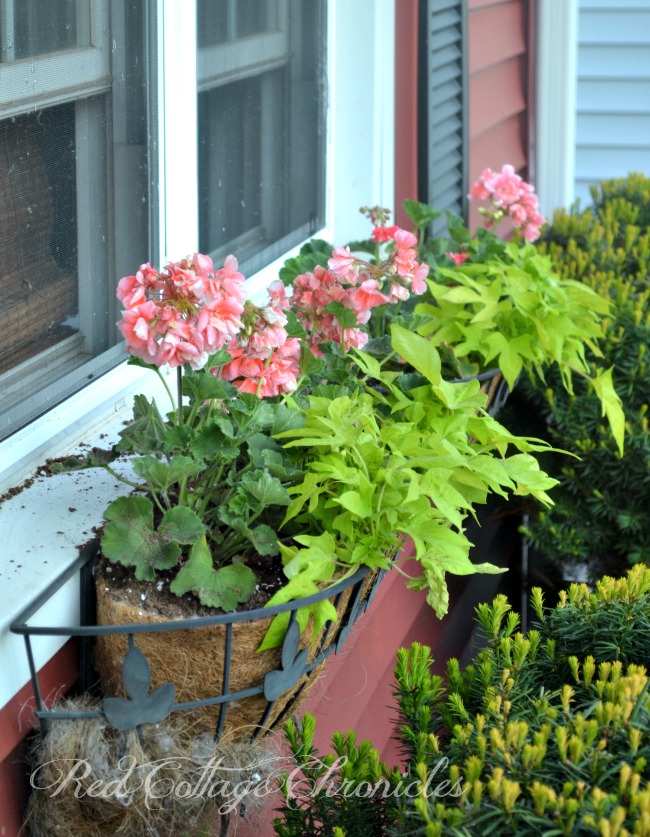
[
  {"xmin": 116, "ymin": 394, "xmax": 167, "ymax": 453},
  {"xmin": 325, "ymin": 300, "xmax": 359, "ymax": 330},
  {"xmin": 158, "ymin": 506, "xmax": 206, "ymax": 545},
  {"xmin": 169, "ymin": 537, "xmax": 256, "ymax": 610},
  {"xmin": 182, "ymin": 373, "xmax": 237, "ymax": 402},
  {"xmin": 101, "ymin": 495, "xmax": 181, "ymax": 581},
  {"xmin": 241, "ymin": 471, "xmax": 292, "ymax": 508}
]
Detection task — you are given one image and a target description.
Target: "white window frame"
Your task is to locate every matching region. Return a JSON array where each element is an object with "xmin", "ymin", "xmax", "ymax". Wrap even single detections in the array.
[
  {"xmin": 0, "ymin": 0, "xmax": 395, "ymax": 712},
  {"xmin": 0, "ymin": 0, "xmax": 110, "ymax": 119},
  {"xmin": 535, "ymin": 0, "xmax": 578, "ymax": 218}
]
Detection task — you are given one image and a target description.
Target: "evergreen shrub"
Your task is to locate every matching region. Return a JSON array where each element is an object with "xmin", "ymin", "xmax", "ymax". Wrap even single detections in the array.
[
  {"xmin": 273, "ymin": 565, "xmax": 650, "ymax": 836},
  {"xmin": 515, "ymin": 173, "xmax": 650, "ymax": 573}
]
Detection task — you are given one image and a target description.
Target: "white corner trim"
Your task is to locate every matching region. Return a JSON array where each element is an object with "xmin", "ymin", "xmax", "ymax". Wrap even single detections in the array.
[
  {"xmin": 535, "ymin": 0, "xmax": 578, "ymax": 218},
  {"xmin": 373, "ymin": 0, "xmax": 396, "ymax": 215}
]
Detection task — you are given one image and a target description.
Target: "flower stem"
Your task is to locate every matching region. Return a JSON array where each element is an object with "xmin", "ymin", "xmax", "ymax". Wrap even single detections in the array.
[
  {"xmin": 154, "ymin": 366, "xmax": 176, "ymax": 412},
  {"xmin": 177, "ymin": 367, "xmax": 184, "ymax": 424}
]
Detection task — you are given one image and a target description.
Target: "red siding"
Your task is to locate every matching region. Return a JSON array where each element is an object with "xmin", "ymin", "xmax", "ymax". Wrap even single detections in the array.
[
  {"xmin": 394, "ymin": 0, "xmax": 420, "ymax": 228},
  {"xmin": 468, "ymin": 0, "xmax": 533, "ymax": 229},
  {"xmin": 0, "ymin": 640, "xmax": 79, "ymax": 837}
]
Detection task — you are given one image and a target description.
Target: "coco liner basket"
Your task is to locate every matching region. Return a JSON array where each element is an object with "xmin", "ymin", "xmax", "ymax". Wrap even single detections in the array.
[
  {"xmin": 93, "ymin": 557, "xmax": 383, "ymax": 741},
  {"xmin": 11, "ymin": 543, "xmax": 384, "ymax": 748}
]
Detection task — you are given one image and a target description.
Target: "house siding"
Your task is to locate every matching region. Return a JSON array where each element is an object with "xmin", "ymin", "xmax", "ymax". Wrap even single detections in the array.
[
  {"xmin": 575, "ymin": 0, "xmax": 650, "ymax": 205},
  {"xmin": 468, "ymin": 0, "xmax": 532, "ymax": 228}
]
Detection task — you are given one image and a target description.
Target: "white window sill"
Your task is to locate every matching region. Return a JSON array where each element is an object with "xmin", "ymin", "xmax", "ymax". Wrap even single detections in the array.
[{"xmin": 0, "ymin": 362, "xmax": 173, "ymax": 713}]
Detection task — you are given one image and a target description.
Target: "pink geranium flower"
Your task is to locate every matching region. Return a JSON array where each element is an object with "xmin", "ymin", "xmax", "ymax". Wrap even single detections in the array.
[
  {"xmin": 393, "ymin": 228, "xmax": 418, "ymax": 251},
  {"xmin": 468, "ymin": 164, "xmax": 546, "ymax": 242},
  {"xmin": 410, "ymin": 263, "xmax": 430, "ymax": 295},
  {"xmin": 328, "ymin": 246, "xmax": 358, "ymax": 281},
  {"xmin": 353, "ymin": 279, "xmax": 390, "ymax": 310},
  {"xmin": 117, "ymin": 255, "xmax": 246, "ymax": 368},
  {"xmin": 371, "ymin": 224, "xmax": 399, "ymax": 243},
  {"xmin": 447, "ymin": 252, "xmax": 470, "ymax": 266},
  {"xmin": 388, "ymin": 283, "xmax": 410, "ymax": 302}
]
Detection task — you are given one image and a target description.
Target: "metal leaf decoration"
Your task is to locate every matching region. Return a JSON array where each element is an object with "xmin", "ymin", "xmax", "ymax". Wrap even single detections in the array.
[
  {"xmin": 102, "ymin": 645, "xmax": 176, "ymax": 730},
  {"xmin": 263, "ymin": 620, "xmax": 309, "ymax": 702}
]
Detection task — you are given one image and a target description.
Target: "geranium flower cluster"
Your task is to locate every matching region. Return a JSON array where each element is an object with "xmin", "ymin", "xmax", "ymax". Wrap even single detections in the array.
[
  {"xmin": 290, "ymin": 225, "xmax": 429, "ymax": 355},
  {"xmin": 469, "ymin": 163, "xmax": 546, "ymax": 242},
  {"xmin": 220, "ymin": 282, "xmax": 301, "ymax": 397},
  {"xmin": 116, "ymin": 253, "xmax": 245, "ymax": 370},
  {"xmin": 117, "ymin": 222, "xmax": 429, "ymax": 398}
]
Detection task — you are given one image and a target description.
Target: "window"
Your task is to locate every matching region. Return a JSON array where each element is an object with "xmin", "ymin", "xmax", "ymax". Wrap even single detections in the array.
[
  {"xmin": 0, "ymin": 0, "xmax": 154, "ymax": 440},
  {"xmin": 0, "ymin": 0, "xmax": 395, "ymax": 476},
  {"xmin": 0, "ymin": 0, "xmax": 328, "ymax": 441},
  {"xmin": 196, "ymin": 0, "xmax": 327, "ymax": 277}
]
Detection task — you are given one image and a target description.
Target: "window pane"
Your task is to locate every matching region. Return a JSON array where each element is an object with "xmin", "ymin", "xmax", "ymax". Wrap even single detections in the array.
[
  {"xmin": 197, "ymin": 0, "xmax": 278, "ymax": 48},
  {"xmin": 235, "ymin": 0, "xmax": 278, "ymax": 38},
  {"xmin": 0, "ymin": 0, "xmax": 91, "ymax": 62},
  {"xmin": 0, "ymin": 0, "xmax": 154, "ymax": 439},
  {"xmin": 197, "ymin": 0, "xmax": 326, "ymax": 276},
  {"xmin": 0, "ymin": 105, "xmax": 77, "ymax": 374}
]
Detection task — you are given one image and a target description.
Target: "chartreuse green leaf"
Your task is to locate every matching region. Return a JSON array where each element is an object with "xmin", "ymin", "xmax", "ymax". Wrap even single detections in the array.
[
  {"xmin": 350, "ymin": 349, "xmax": 383, "ymax": 381},
  {"xmin": 590, "ymin": 366, "xmax": 625, "ymax": 457},
  {"xmin": 101, "ymin": 496, "xmax": 205, "ymax": 581},
  {"xmin": 281, "ymin": 532, "xmax": 339, "ymax": 582},
  {"xmin": 334, "ymin": 490, "xmax": 373, "ymax": 519},
  {"xmin": 390, "ymin": 324, "xmax": 442, "ymax": 386},
  {"xmin": 257, "ymin": 533, "xmax": 343, "ymax": 650},
  {"xmin": 501, "ymin": 454, "xmax": 559, "ymax": 504},
  {"xmin": 169, "ymin": 536, "xmax": 256, "ymax": 610},
  {"xmin": 258, "ymin": 597, "xmax": 339, "ymax": 652},
  {"xmin": 406, "ymin": 561, "xmax": 450, "ymax": 619},
  {"xmin": 282, "ymin": 472, "xmax": 321, "ymax": 524},
  {"xmin": 432, "ymin": 377, "xmax": 484, "ymax": 411}
]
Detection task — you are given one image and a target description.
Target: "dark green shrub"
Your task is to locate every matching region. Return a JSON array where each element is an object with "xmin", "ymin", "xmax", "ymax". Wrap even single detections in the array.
[
  {"xmin": 273, "ymin": 565, "xmax": 650, "ymax": 836},
  {"xmin": 513, "ymin": 173, "xmax": 650, "ymax": 573}
]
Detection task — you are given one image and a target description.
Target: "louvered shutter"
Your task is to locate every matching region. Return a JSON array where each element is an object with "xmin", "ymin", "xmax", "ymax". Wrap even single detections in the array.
[{"xmin": 423, "ymin": 0, "xmax": 468, "ymax": 233}]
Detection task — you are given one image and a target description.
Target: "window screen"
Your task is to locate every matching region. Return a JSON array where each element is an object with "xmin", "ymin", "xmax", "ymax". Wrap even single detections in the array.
[
  {"xmin": 197, "ymin": 0, "xmax": 327, "ymax": 277},
  {"xmin": 0, "ymin": 0, "xmax": 155, "ymax": 440}
]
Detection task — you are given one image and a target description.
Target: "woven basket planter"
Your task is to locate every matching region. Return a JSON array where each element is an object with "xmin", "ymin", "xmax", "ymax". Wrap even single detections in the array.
[{"xmin": 92, "ymin": 559, "xmax": 382, "ymax": 742}]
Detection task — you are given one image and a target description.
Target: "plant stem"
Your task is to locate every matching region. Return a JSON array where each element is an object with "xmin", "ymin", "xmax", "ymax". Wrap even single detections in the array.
[
  {"xmin": 99, "ymin": 464, "xmax": 146, "ymax": 493},
  {"xmin": 177, "ymin": 366, "xmax": 184, "ymax": 424},
  {"xmin": 154, "ymin": 365, "xmax": 176, "ymax": 412}
]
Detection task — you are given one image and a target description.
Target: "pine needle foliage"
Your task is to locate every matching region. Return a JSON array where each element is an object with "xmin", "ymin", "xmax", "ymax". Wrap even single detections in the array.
[
  {"xmin": 516, "ymin": 172, "xmax": 650, "ymax": 573},
  {"xmin": 273, "ymin": 714, "xmax": 404, "ymax": 836},
  {"xmin": 273, "ymin": 565, "xmax": 650, "ymax": 836}
]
